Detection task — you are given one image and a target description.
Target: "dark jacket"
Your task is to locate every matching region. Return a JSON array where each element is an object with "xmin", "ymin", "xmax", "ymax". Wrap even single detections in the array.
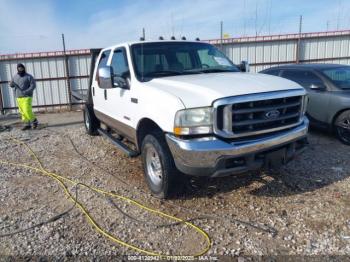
[{"xmin": 10, "ymin": 73, "xmax": 36, "ymax": 98}]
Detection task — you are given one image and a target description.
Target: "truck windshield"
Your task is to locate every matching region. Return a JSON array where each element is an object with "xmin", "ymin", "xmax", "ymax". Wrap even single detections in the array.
[
  {"xmin": 321, "ymin": 66, "xmax": 350, "ymax": 89},
  {"xmin": 131, "ymin": 42, "xmax": 239, "ymax": 81}
]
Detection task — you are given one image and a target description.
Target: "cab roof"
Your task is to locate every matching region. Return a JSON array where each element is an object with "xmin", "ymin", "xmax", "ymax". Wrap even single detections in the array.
[{"xmin": 101, "ymin": 40, "xmax": 207, "ymax": 52}]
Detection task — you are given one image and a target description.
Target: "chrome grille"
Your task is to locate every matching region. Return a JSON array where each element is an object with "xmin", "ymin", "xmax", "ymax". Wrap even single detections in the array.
[{"xmin": 214, "ymin": 90, "xmax": 305, "ymax": 138}]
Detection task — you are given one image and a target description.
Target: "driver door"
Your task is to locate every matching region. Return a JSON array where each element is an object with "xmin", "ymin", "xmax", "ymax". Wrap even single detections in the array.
[{"xmin": 105, "ymin": 47, "xmax": 135, "ymax": 137}]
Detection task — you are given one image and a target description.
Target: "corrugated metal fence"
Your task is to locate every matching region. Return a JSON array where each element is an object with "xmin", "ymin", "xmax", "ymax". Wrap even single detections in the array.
[
  {"xmin": 209, "ymin": 30, "xmax": 350, "ymax": 72},
  {"xmin": 1, "ymin": 30, "xmax": 350, "ymax": 114},
  {"xmin": 0, "ymin": 49, "xmax": 91, "ymax": 114}
]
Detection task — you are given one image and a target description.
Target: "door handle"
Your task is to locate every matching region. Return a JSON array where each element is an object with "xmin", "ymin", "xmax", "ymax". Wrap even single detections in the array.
[{"xmin": 104, "ymin": 89, "xmax": 107, "ymax": 100}]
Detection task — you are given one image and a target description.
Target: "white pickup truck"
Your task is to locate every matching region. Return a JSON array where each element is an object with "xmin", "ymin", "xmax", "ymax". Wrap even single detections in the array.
[{"xmin": 84, "ymin": 40, "xmax": 309, "ymax": 198}]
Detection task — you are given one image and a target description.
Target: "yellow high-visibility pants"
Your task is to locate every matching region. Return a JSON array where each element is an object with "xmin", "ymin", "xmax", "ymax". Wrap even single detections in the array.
[{"xmin": 17, "ymin": 97, "xmax": 36, "ymax": 123}]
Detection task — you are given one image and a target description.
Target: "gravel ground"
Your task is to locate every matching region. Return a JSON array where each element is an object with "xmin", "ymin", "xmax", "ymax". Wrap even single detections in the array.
[{"xmin": 0, "ymin": 111, "xmax": 349, "ymax": 259}]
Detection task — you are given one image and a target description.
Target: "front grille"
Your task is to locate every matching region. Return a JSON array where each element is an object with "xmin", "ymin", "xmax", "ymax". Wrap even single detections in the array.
[{"xmin": 214, "ymin": 91, "xmax": 304, "ymax": 138}]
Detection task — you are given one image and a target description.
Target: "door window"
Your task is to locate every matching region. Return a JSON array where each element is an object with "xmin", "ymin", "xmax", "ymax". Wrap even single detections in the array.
[
  {"xmin": 98, "ymin": 50, "xmax": 111, "ymax": 68},
  {"xmin": 96, "ymin": 50, "xmax": 111, "ymax": 82},
  {"xmin": 111, "ymin": 49, "xmax": 129, "ymax": 76}
]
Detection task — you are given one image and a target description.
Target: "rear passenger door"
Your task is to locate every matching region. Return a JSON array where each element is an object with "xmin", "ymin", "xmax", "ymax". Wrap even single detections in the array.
[{"xmin": 281, "ymin": 69, "xmax": 330, "ymax": 123}]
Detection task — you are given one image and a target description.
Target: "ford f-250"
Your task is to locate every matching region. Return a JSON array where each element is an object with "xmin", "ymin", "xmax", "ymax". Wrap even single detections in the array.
[{"xmin": 84, "ymin": 40, "xmax": 309, "ymax": 198}]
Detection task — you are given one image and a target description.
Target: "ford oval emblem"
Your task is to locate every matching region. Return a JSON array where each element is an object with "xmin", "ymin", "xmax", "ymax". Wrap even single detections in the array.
[{"xmin": 265, "ymin": 110, "xmax": 280, "ymax": 119}]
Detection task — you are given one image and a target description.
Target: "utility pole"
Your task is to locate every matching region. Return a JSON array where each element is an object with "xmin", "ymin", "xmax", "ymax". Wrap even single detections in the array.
[
  {"xmin": 62, "ymin": 33, "xmax": 66, "ymax": 53},
  {"xmin": 62, "ymin": 33, "xmax": 72, "ymax": 110},
  {"xmin": 296, "ymin": 15, "xmax": 303, "ymax": 64},
  {"xmin": 255, "ymin": 0, "xmax": 258, "ymax": 36},
  {"xmin": 299, "ymin": 15, "xmax": 303, "ymax": 35},
  {"xmin": 220, "ymin": 21, "xmax": 223, "ymax": 51}
]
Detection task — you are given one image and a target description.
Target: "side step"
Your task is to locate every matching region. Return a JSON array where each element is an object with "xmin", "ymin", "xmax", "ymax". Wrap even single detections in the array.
[{"xmin": 97, "ymin": 128, "xmax": 139, "ymax": 157}]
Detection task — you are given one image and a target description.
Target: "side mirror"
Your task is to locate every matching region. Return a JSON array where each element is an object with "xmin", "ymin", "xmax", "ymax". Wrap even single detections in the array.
[
  {"xmin": 98, "ymin": 66, "xmax": 114, "ymax": 89},
  {"xmin": 239, "ymin": 61, "xmax": 250, "ymax": 72},
  {"xmin": 310, "ymin": 83, "xmax": 326, "ymax": 90}
]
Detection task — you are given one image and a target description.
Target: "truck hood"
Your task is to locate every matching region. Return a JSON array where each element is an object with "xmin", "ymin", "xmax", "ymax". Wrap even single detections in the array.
[{"xmin": 146, "ymin": 72, "xmax": 303, "ymax": 108}]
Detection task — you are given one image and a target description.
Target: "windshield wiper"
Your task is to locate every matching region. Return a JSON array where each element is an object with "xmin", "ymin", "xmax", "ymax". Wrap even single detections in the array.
[
  {"xmin": 144, "ymin": 70, "xmax": 182, "ymax": 77},
  {"xmin": 198, "ymin": 68, "xmax": 237, "ymax": 73}
]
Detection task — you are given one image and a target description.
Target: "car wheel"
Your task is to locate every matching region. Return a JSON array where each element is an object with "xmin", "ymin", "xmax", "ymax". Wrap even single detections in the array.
[
  {"xmin": 83, "ymin": 105, "xmax": 100, "ymax": 136},
  {"xmin": 141, "ymin": 131, "xmax": 183, "ymax": 199},
  {"xmin": 335, "ymin": 110, "xmax": 350, "ymax": 145}
]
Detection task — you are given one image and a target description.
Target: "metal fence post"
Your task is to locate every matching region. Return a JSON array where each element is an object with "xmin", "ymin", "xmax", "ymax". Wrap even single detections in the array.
[
  {"xmin": 62, "ymin": 34, "xmax": 73, "ymax": 110},
  {"xmin": 0, "ymin": 85, "xmax": 4, "ymax": 115},
  {"xmin": 296, "ymin": 15, "xmax": 303, "ymax": 64}
]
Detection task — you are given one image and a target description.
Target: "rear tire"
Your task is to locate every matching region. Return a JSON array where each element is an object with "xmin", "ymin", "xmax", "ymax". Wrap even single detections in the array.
[
  {"xmin": 141, "ymin": 131, "xmax": 183, "ymax": 199},
  {"xmin": 84, "ymin": 105, "xmax": 100, "ymax": 136},
  {"xmin": 335, "ymin": 110, "xmax": 350, "ymax": 145}
]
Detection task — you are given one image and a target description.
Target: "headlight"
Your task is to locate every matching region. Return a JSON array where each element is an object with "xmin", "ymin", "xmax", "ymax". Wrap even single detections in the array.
[
  {"xmin": 174, "ymin": 107, "xmax": 213, "ymax": 135},
  {"xmin": 301, "ymin": 95, "xmax": 309, "ymax": 115}
]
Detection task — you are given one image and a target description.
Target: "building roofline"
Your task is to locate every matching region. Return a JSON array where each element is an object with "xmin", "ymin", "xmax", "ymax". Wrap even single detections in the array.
[
  {"xmin": 205, "ymin": 29, "xmax": 350, "ymax": 44},
  {"xmin": 0, "ymin": 48, "xmax": 91, "ymax": 61}
]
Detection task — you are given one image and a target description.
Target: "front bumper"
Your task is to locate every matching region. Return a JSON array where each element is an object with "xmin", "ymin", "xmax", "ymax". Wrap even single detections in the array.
[{"xmin": 166, "ymin": 117, "xmax": 309, "ymax": 177}]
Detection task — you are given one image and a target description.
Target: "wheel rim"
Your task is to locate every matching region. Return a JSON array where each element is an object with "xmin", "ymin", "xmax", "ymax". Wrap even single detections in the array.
[
  {"xmin": 84, "ymin": 110, "xmax": 90, "ymax": 130},
  {"xmin": 337, "ymin": 118, "xmax": 350, "ymax": 142},
  {"xmin": 145, "ymin": 145, "xmax": 163, "ymax": 186}
]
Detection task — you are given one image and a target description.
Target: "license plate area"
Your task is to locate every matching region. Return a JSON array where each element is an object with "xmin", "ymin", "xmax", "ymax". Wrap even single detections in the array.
[{"xmin": 264, "ymin": 147, "xmax": 287, "ymax": 169}]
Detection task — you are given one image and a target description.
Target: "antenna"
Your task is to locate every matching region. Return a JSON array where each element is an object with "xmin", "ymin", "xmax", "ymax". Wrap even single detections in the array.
[
  {"xmin": 139, "ymin": 28, "xmax": 146, "ymax": 41},
  {"xmin": 171, "ymin": 12, "xmax": 175, "ymax": 37},
  {"xmin": 267, "ymin": 0, "xmax": 272, "ymax": 34}
]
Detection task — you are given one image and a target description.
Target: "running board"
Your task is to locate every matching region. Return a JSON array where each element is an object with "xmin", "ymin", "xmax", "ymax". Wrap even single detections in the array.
[{"xmin": 97, "ymin": 128, "xmax": 139, "ymax": 157}]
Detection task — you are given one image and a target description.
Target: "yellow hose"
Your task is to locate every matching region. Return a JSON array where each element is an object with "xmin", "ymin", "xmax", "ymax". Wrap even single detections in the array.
[{"xmin": 0, "ymin": 136, "xmax": 211, "ymax": 258}]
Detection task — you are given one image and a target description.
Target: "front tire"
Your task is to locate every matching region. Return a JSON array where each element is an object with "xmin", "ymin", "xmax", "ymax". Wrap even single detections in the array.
[
  {"xmin": 335, "ymin": 110, "xmax": 350, "ymax": 145},
  {"xmin": 141, "ymin": 132, "xmax": 183, "ymax": 199},
  {"xmin": 83, "ymin": 105, "xmax": 100, "ymax": 136}
]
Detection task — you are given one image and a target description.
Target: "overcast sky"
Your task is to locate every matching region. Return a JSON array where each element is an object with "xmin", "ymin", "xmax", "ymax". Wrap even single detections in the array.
[{"xmin": 1, "ymin": 0, "xmax": 350, "ymax": 54}]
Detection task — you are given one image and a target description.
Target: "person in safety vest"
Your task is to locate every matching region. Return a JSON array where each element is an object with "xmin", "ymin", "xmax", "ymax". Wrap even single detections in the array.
[{"xmin": 9, "ymin": 63, "xmax": 39, "ymax": 130}]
